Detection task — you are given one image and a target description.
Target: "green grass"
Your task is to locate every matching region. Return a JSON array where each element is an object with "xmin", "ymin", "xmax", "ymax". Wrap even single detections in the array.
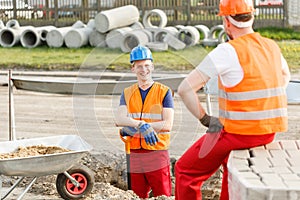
[{"xmin": 0, "ymin": 27, "xmax": 300, "ymax": 73}]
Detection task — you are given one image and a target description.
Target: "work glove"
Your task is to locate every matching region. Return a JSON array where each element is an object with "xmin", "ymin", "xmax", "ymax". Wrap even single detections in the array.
[
  {"xmin": 199, "ymin": 113, "xmax": 223, "ymax": 133},
  {"xmin": 138, "ymin": 122, "xmax": 159, "ymax": 146},
  {"xmin": 120, "ymin": 126, "xmax": 138, "ymax": 137}
]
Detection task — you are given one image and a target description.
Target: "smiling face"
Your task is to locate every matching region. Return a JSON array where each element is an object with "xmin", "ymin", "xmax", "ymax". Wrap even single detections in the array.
[{"xmin": 131, "ymin": 59, "xmax": 154, "ymax": 83}]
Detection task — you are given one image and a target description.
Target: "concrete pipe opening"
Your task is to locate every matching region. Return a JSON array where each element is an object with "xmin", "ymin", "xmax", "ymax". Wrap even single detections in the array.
[
  {"xmin": 143, "ymin": 9, "xmax": 168, "ymax": 28},
  {"xmin": 21, "ymin": 29, "xmax": 40, "ymax": 48},
  {"xmin": 177, "ymin": 26, "xmax": 200, "ymax": 47},
  {"xmin": 0, "ymin": 29, "xmax": 16, "ymax": 47},
  {"xmin": 6, "ymin": 19, "xmax": 20, "ymax": 29},
  {"xmin": 209, "ymin": 25, "xmax": 224, "ymax": 39},
  {"xmin": 121, "ymin": 30, "xmax": 149, "ymax": 53}
]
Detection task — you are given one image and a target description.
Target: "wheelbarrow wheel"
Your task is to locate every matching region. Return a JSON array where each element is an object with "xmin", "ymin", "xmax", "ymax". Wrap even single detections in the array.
[{"xmin": 56, "ymin": 164, "xmax": 94, "ymax": 200}]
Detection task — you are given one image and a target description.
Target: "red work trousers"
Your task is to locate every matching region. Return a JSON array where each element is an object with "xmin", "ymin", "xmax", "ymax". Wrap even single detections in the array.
[
  {"xmin": 175, "ymin": 130, "xmax": 275, "ymax": 200},
  {"xmin": 130, "ymin": 149, "xmax": 172, "ymax": 198}
]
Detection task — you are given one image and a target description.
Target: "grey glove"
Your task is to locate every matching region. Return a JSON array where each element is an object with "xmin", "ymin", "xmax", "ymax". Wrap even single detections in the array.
[
  {"xmin": 199, "ymin": 113, "xmax": 223, "ymax": 133},
  {"xmin": 120, "ymin": 126, "xmax": 138, "ymax": 136}
]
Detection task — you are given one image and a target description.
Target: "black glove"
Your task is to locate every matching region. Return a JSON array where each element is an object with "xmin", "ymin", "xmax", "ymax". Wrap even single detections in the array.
[{"xmin": 199, "ymin": 113, "xmax": 223, "ymax": 133}]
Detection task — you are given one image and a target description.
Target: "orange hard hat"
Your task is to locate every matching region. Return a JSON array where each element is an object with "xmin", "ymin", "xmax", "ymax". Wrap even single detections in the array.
[{"xmin": 218, "ymin": 0, "xmax": 255, "ymax": 16}]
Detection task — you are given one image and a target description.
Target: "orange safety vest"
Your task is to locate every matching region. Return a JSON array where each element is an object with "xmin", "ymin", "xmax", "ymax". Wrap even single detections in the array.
[
  {"xmin": 124, "ymin": 82, "xmax": 171, "ymax": 150},
  {"xmin": 219, "ymin": 33, "xmax": 288, "ymax": 135}
]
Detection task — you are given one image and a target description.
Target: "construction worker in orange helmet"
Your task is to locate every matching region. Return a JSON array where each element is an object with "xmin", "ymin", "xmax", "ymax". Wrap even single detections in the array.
[
  {"xmin": 175, "ymin": 0, "xmax": 290, "ymax": 199},
  {"xmin": 115, "ymin": 45, "xmax": 174, "ymax": 198}
]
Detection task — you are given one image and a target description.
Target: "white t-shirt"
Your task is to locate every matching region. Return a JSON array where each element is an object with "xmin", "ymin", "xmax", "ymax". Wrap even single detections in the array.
[{"xmin": 197, "ymin": 42, "xmax": 289, "ymax": 88}]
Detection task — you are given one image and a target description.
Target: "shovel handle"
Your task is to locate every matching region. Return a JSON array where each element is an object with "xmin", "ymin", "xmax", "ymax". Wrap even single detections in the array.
[{"xmin": 119, "ymin": 131, "xmax": 133, "ymax": 154}]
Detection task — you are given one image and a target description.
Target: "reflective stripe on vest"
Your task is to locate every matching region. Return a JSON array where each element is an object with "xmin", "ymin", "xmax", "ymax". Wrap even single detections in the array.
[
  {"xmin": 219, "ymin": 87, "xmax": 286, "ymax": 101},
  {"xmin": 124, "ymin": 82, "xmax": 171, "ymax": 150},
  {"xmin": 219, "ymin": 33, "xmax": 288, "ymax": 135}
]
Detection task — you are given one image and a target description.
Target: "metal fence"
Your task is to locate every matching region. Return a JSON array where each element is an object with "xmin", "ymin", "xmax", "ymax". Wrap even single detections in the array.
[{"xmin": 0, "ymin": 0, "xmax": 288, "ymax": 28}]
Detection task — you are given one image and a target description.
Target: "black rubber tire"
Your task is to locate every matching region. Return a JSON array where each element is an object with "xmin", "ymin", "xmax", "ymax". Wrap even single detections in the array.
[{"xmin": 56, "ymin": 164, "xmax": 95, "ymax": 200}]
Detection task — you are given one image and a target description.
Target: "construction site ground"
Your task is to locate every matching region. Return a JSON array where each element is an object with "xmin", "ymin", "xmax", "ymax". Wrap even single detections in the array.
[{"xmin": 0, "ymin": 71, "xmax": 299, "ymax": 199}]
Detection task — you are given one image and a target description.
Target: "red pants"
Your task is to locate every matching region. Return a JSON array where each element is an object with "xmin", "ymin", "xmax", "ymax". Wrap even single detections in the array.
[
  {"xmin": 130, "ymin": 149, "xmax": 172, "ymax": 198},
  {"xmin": 175, "ymin": 130, "xmax": 275, "ymax": 200}
]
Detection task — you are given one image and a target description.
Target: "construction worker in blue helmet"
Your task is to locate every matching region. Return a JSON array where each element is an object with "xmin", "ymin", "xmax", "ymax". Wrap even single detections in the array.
[{"xmin": 115, "ymin": 45, "xmax": 175, "ymax": 198}]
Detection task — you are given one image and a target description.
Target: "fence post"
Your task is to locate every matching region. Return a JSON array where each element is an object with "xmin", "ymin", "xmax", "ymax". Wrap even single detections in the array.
[
  {"xmin": 54, "ymin": 0, "xmax": 58, "ymax": 27},
  {"xmin": 186, "ymin": 0, "xmax": 191, "ymax": 25},
  {"xmin": 284, "ymin": 0, "xmax": 289, "ymax": 27},
  {"xmin": 12, "ymin": 0, "xmax": 16, "ymax": 19}
]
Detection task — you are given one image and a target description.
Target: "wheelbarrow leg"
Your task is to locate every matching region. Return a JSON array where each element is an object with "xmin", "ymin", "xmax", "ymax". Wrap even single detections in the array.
[
  {"xmin": 17, "ymin": 177, "xmax": 37, "ymax": 200},
  {"xmin": 1, "ymin": 177, "xmax": 25, "ymax": 200}
]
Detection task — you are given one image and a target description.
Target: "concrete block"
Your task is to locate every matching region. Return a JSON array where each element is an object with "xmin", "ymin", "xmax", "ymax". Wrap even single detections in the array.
[
  {"xmin": 268, "ymin": 157, "xmax": 290, "ymax": 167},
  {"xmin": 287, "ymin": 158, "xmax": 300, "ymax": 166},
  {"xmin": 231, "ymin": 149, "xmax": 250, "ymax": 159},
  {"xmin": 284, "ymin": 181, "xmax": 300, "ymax": 189},
  {"xmin": 271, "ymin": 166, "xmax": 292, "ymax": 174},
  {"xmin": 265, "ymin": 141, "xmax": 282, "ymax": 150},
  {"xmin": 250, "ymin": 145, "xmax": 265, "ymax": 150},
  {"xmin": 249, "ymin": 157, "xmax": 271, "ymax": 167},
  {"xmin": 269, "ymin": 150, "xmax": 289, "ymax": 158},
  {"xmin": 279, "ymin": 173, "xmax": 300, "ymax": 181},
  {"xmin": 280, "ymin": 141, "xmax": 298, "ymax": 150},
  {"xmin": 286, "ymin": 150, "xmax": 300, "ymax": 158},
  {"xmin": 250, "ymin": 149, "xmax": 270, "ymax": 158},
  {"xmin": 289, "ymin": 166, "xmax": 300, "ymax": 174},
  {"xmin": 237, "ymin": 171, "xmax": 260, "ymax": 179},
  {"xmin": 251, "ymin": 165, "xmax": 274, "ymax": 173},
  {"xmin": 296, "ymin": 140, "xmax": 300, "ymax": 149}
]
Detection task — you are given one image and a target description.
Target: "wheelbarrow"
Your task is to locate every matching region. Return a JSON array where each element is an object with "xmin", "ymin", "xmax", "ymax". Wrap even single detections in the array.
[
  {"xmin": 0, "ymin": 135, "xmax": 95, "ymax": 200},
  {"xmin": 0, "ymin": 70, "xmax": 95, "ymax": 199}
]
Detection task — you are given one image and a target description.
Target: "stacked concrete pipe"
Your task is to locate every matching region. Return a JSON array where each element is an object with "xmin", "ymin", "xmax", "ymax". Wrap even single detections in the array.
[
  {"xmin": 121, "ymin": 29, "xmax": 150, "ymax": 52},
  {"xmin": 94, "ymin": 5, "xmax": 140, "ymax": 33},
  {"xmin": 0, "ymin": 20, "xmax": 5, "ymax": 29},
  {"xmin": 64, "ymin": 20, "xmax": 95, "ymax": 48},
  {"xmin": 143, "ymin": 9, "xmax": 168, "ymax": 28},
  {"xmin": 46, "ymin": 21, "xmax": 86, "ymax": 48},
  {"xmin": 20, "ymin": 26, "xmax": 55, "ymax": 48},
  {"xmin": 176, "ymin": 26, "xmax": 200, "ymax": 47},
  {"xmin": 0, "ymin": 20, "xmax": 33, "ymax": 47},
  {"xmin": 89, "ymin": 30, "xmax": 107, "ymax": 47},
  {"xmin": 105, "ymin": 27, "xmax": 133, "ymax": 49}
]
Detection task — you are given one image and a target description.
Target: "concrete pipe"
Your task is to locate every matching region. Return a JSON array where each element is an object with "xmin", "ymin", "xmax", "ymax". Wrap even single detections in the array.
[
  {"xmin": 146, "ymin": 42, "xmax": 168, "ymax": 52},
  {"xmin": 105, "ymin": 27, "xmax": 132, "ymax": 49},
  {"xmin": 39, "ymin": 26, "xmax": 56, "ymax": 42},
  {"xmin": 194, "ymin": 25, "xmax": 210, "ymax": 40},
  {"xmin": 120, "ymin": 30, "xmax": 150, "ymax": 53},
  {"xmin": 209, "ymin": 25, "xmax": 224, "ymax": 39},
  {"xmin": 0, "ymin": 20, "xmax": 5, "ymax": 29},
  {"xmin": 175, "ymin": 25, "xmax": 185, "ymax": 30},
  {"xmin": 177, "ymin": 26, "xmax": 200, "ymax": 47},
  {"xmin": 20, "ymin": 27, "xmax": 41, "ymax": 48},
  {"xmin": 72, "ymin": 20, "xmax": 86, "ymax": 29},
  {"xmin": 163, "ymin": 33, "xmax": 186, "ymax": 50},
  {"xmin": 95, "ymin": 5, "xmax": 139, "ymax": 33},
  {"xmin": 65, "ymin": 27, "xmax": 93, "ymax": 48},
  {"xmin": 87, "ymin": 19, "xmax": 95, "ymax": 29},
  {"xmin": 0, "ymin": 26, "xmax": 33, "ymax": 47},
  {"xmin": 218, "ymin": 30, "xmax": 229, "ymax": 44},
  {"xmin": 46, "ymin": 27, "xmax": 73, "ymax": 48},
  {"xmin": 130, "ymin": 21, "xmax": 144, "ymax": 30},
  {"xmin": 153, "ymin": 27, "xmax": 178, "ymax": 42},
  {"xmin": 143, "ymin": 9, "xmax": 168, "ymax": 28},
  {"xmin": 5, "ymin": 19, "xmax": 20, "ymax": 29},
  {"xmin": 89, "ymin": 30, "xmax": 107, "ymax": 47}
]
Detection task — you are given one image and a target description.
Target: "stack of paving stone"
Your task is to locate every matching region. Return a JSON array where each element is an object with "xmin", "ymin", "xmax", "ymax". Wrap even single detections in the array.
[{"xmin": 228, "ymin": 140, "xmax": 300, "ymax": 200}]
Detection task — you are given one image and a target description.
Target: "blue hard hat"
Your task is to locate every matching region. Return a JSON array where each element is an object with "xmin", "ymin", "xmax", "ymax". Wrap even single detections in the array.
[{"xmin": 130, "ymin": 45, "xmax": 153, "ymax": 64}]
